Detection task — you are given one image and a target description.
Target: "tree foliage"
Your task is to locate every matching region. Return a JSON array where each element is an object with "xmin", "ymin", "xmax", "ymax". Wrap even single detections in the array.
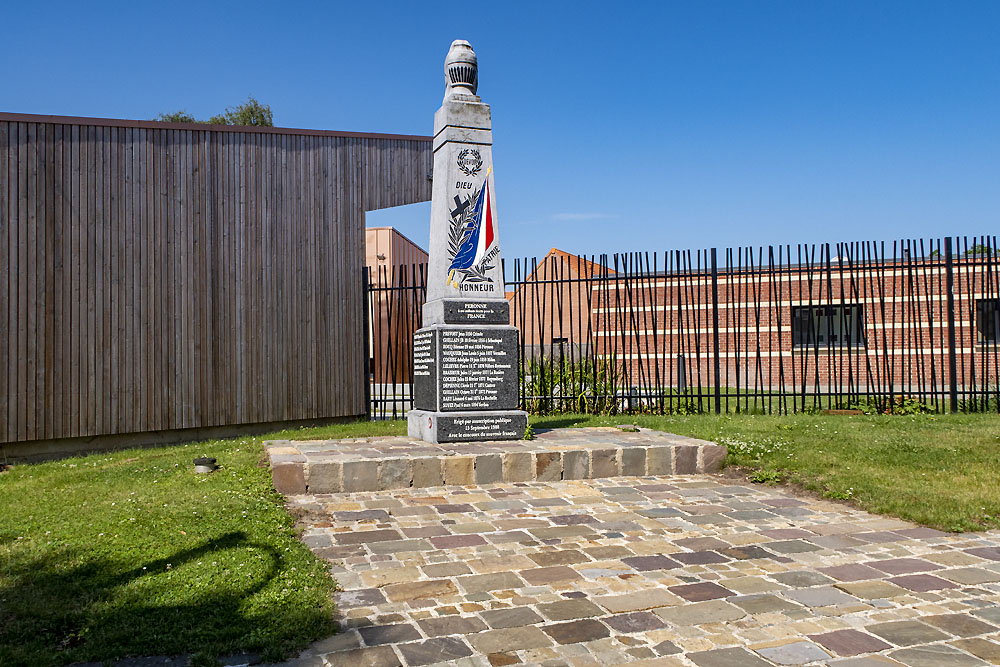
[
  {"xmin": 208, "ymin": 96, "xmax": 274, "ymax": 126},
  {"xmin": 154, "ymin": 110, "xmax": 197, "ymax": 124},
  {"xmin": 153, "ymin": 96, "xmax": 273, "ymax": 127}
]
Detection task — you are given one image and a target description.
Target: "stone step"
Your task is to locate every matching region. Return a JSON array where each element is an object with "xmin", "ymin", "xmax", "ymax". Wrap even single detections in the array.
[{"xmin": 265, "ymin": 427, "xmax": 727, "ymax": 495}]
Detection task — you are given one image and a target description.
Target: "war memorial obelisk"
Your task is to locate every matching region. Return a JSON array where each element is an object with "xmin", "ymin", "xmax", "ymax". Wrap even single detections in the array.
[{"xmin": 408, "ymin": 40, "xmax": 528, "ymax": 443}]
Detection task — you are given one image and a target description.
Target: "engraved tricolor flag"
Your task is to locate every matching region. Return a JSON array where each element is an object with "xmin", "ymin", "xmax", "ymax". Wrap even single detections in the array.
[{"xmin": 448, "ymin": 167, "xmax": 496, "ymax": 286}]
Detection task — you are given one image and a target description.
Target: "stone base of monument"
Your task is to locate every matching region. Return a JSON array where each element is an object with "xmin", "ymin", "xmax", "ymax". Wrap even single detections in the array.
[
  {"xmin": 407, "ymin": 408, "xmax": 528, "ymax": 443},
  {"xmin": 263, "ymin": 427, "xmax": 728, "ymax": 495}
]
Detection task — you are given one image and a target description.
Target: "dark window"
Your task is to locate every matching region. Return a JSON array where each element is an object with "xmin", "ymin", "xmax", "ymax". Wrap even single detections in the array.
[
  {"xmin": 977, "ymin": 298, "xmax": 1000, "ymax": 343},
  {"xmin": 791, "ymin": 304, "xmax": 865, "ymax": 348}
]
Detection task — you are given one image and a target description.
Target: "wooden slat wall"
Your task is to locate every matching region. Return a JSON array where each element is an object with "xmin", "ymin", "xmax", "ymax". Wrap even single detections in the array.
[{"xmin": 1, "ymin": 114, "xmax": 432, "ymax": 444}]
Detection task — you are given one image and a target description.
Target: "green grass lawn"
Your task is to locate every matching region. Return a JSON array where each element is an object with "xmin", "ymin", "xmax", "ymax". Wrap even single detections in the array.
[
  {"xmin": 531, "ymin": 412, "xmax": 1000, "ymax": 533},
  {"xmin": 0, "ymin": 430, "xmax": 356, "ymax": 666}
]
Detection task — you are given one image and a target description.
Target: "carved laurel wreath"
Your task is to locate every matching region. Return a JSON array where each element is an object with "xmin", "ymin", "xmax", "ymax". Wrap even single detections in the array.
[
  {"xmin": 457, "ymin": 148, "xmax": 483, "ymax": 177},
  {"xmin": 447, "ymin": 188, "xmax": 494, "ymax": 283}
]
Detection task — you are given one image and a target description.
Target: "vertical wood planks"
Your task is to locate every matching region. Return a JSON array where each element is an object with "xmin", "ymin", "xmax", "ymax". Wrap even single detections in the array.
[{"xmin": 1, "ymin": 116, "xmax": 432, "ymax": 445}]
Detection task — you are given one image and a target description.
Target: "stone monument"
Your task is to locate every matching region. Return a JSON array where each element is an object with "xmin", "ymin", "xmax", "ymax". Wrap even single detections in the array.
[{"xmin": 407, "ymin": 40, "xmax": 528, "ymax": 443}]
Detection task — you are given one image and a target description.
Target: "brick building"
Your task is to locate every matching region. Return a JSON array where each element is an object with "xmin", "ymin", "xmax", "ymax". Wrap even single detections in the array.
[{"xmin": 365, "ymin": 227, "xmax": 427, "ymax": 385}]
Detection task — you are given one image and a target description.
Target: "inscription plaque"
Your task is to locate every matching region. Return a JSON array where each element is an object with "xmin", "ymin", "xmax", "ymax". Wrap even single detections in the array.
[
  {"xmin": 442, "ymin": 299, "xmax": 510, "ymax": 325},
  {"xmin": 440, "ymin": 328, "xmax": 517, "ymax": 410},
  {"xmin": 413, "ymin": 326, "xmax": 518, "ymax": 412}
]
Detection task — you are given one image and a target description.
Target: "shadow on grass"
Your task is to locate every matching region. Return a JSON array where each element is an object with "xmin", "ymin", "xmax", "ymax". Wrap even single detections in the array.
[{"xmin": 0, "ymin": 531, "xmax": 333, "ymax": 665}]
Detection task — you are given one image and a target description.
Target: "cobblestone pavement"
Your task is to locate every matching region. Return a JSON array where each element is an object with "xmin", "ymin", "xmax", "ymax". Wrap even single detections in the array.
[{"xmin": 285, "ymin": 474, "xmax": 1000, "ymax": 667}]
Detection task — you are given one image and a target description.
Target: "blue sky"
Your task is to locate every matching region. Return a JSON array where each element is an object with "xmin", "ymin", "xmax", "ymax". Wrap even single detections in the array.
[{"xmin": 3, "ymin": 1, "xmax": 997, "ymax": 262}]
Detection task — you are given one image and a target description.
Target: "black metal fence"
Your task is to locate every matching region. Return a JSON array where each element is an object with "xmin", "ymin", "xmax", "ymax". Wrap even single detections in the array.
[{"xmin": 366, "ymin": 236, "xmax": 999, "ymax": 418}]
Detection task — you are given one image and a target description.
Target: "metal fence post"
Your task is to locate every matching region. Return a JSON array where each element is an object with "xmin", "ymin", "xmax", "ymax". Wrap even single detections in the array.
[
  {"xmin": 945, "ymin": 237, "xmax": 959, "ymax": 413},
  {"xmin": 363, "ymin": 266, "xmax": 372, "ymax": 421},
  {"xmin": 711, "ymin": 248, "xmax": 722, "ymax": 414}
]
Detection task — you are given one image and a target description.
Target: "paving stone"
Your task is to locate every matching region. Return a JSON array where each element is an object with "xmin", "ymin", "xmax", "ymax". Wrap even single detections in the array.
[
  {"xmin": 701, "ymin": 444, "xmax": 727, "ymax": 472},
  {"xmin": 673, "ymin": 536, "xmax": 730, "ymax": 551},
  {"xmin": 591, "ymin": 449, "xmax": 620, "ymax": 477},
  {"xmin": 467, "ymin": 627, "xmax": 553, "ymax": 653},
  {"xmin": 674, "ymin": 445, "xmax": 697, "ymax": 473},
  {"xmin": 971, "ymin": 606, "xmax": 1000, "ymax": 623},
  {"xmin": 866, "ymin": 558, "xmax": 942, "ymax": 575},
  {"xmin": 939, "ymin": 567, "xmax": 1000, "ymax": 585},
  {"xmin": 755, "ymin": 641, "xmax": 832, "ymax": 665},
  {"xmin": 766, "ymin": 539, "xmax": 823, "ymax": 554},
  {"xmin": 476, "ymin": 454, "xmax": 503, "ymax": 484},
  {"xmin": 667, "ymin": 581, "xmax": 733, "ymax": 602},
  {"xmin": 809, "ymin": 629, "xmax": 893, "ymax": 656},
  {"xmin": 535, "ymin": 452, "xmax": 562, "ymax": 481},
  {"xmin": 334, "ymin": 528, "xmax": 402, "ymax": 545},
  {"xmin": 541, "ymin": 618, "xmax": 610, "ymax": 645},
  {"xmin": 621, "ymin": 447, "xmax": 647, "ymax": 476},
  {"xmin": 480, "ymin": 607, "xmax": 544, "ymax": 629},
  {"xmin": 717, "ymin": 545, "xmax": 776, "ymax": 560},
  {"xmin": 435, "ymin": 502, "xmax": 475, "ymax": 514},
  {"xmin": 333, "ymin": 510, "xmax": 391, "ymax": 522},
  {"xmin": 602, "ymin": 611, "xmax": 667, "ymax": 633},
  {"xmin": 308, "ymin": 461, "xmax": 343, "ymax": 493},
  {"xmin": 888, "ymin": 574, "xmax": 959, "ymax": 591},
  {"xmin": 271, "ymin": 463, "xmax": 306, "ymax": 494},
  {"xmin": 919, "ymin": 613, "xmax": 997, "ymax": 637},
  {"xmin": 562, "ymin": 450, "xmax": 590, "ymax": 479},
  {"xmin": 383, "ymin": 579, "xmax": 458, "ymax": 602},
  {"xmin": 430, "ymin": 534, "xmax": 486, "ymax": 549},
  {"xmin": 622, "ymin": 555, "xmax": 681, "ymax": 571},
  {"xmin": 443, "ymin": 456, "xmax": 476, "ymax": 485},
  {"xmin": 417, "ymin": 615, "xmax": 488, "ymax": 637},
  {"xmin": 594, "ymin": 589, "xmax": 680, "ymax": 612},
  {"xmin": 357, "ymin": 623, "xmax": 421, "ymax": 646},
  {"xmin": 412, "ymin": 458, "xmax": 443, "ymax": 487},
  {"xmin": 456, "ymin": 571, "xmax": 526, "ymax": 593},
  {"xmin": 502, "ymin": 451, "xmax": 533, "ymax": 482},
  {"xmin": 536, "ymin": 599, "xmax": 605, "ymax": 621},
  {"xmin": 731, "ymin": 593, "xmax": 803, "ymax": 614},
  {"xmin": 950, "ymin": 638, "xmax": 1000, "ymax": 663},
  {"xmin": 646, "ymin": 447, "xmax": 673, "ymax": 474},
  {"xmin": 324, "ymin": 647, "xmax": 402, "ymax": 667},
  {"xmin": 687, "ymin": 647, "xmax": 774, "ymax": 667},
  {"xmin": 965, "ymin": 546, "xmax": 1000, "ymax": 561},
  {"xmin": 336, "ymin": 587, "xmax": 387, "ymax": 608},
  {"xmin": 486, "ymin": 652, "xmax": 521, "ymax": 666},
  {"xmin": 670, "ymin": 550, "xmax": 729, "ymax": 565},
  {"xmin": 723, "ymin": 576, "xmax": 786, "ymax": 594},
  {"xmin": 836, "ymin": 580, "xmax": 907, "ymax": 599},
  {"xmin": 771, "ymin": 570, "xmax": 837, "ymax": 587},
  {"xmin": 398, "ymin": 637, "xmax": 474, "ymax": 665},
  {"xmin": 820, "ymin": 564, "xmax": 886, "ymax": 581},
  {"xmin": 783, "ymin": 585, "xmax": 859, "ymax": 607},
  {"xmin": 378, "ymin": 458, "xmax": 412, "ymax": 490},
  {"xmin": 654, "ymin": 599, "xmax": 745, "ymax": 625},
  {"xmin": 527, "ymin": 549, "xmax": 589, "ymax": 566},
  {"xmin": 866, "ymin": 620, "xmax": 951, "ymax": 646},
  {"xmin": 888, "ymin": 644, "xmax": 988, "ymax": 666},
  {"xmin": 519, "ymin": 565, "xmax": 582, "ymax": 585},
  {"xmin": 421, "ymin": 561, "xmax": 472, "ymax": 577},
  {"xmin": 826, "ymin": 657, "xmax": 902, "ymax": 666},
  {"xmin": 652, "ymin": 639, "xmax": 682, "ymax": 655},
  {"xmin": 341, "ymin": 460, "xmax": 378, "ymax": 492}
]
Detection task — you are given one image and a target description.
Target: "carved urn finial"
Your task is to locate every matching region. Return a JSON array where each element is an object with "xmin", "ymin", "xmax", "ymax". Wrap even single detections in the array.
[{"xmin": 444, "ymin": 39, "xmax": 478, "ymax": 98}]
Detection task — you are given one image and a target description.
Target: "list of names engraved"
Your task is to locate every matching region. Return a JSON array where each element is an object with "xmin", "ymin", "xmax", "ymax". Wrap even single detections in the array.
[{"xmin": 439, "ymin": 329, "xmax": 514, "ymax": 410}]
